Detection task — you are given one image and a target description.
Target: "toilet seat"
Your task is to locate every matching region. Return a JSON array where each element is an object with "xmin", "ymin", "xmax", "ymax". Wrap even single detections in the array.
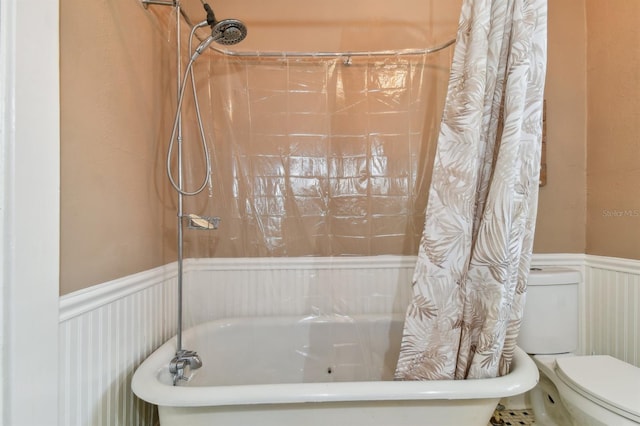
[{"xmin": 555, "ymin": 355, "xmax": 640, "ymax": 423}]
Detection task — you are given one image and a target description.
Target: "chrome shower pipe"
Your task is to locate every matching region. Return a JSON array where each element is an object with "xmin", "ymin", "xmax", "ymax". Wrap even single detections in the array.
[
  {"xmin": 143, "ymin": 0, "xmax": 217, "ymax": 385},
  {"xmin": 172, "ymin": 1, "xmax": 206, "ymax": 386},
  {"xmin": 141, "ymin": 0, "xmax": 190, "ymax": 374},
  {"xmin": 175, "ymin": 0, "xmax": 185, "ymax": 356}
]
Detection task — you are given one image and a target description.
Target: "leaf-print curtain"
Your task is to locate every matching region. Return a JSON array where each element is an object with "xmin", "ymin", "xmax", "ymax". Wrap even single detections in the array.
[{"xmin": 395, "ymin": 0, "xmax": 547, "ymax": 380}]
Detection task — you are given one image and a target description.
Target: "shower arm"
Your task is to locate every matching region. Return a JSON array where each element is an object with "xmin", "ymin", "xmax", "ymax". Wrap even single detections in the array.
[{"xmin": 140, "ymin": 0, "xmax": 175, "ymax": 7}]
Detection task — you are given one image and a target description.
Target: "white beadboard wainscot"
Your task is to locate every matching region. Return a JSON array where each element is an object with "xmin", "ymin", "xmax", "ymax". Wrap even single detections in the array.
[
  {"xmin": 584, "ymin": 255, "xmax": 640, "ymax": 367},
  {"xmin": 59, "ymin": 263, "xmax": 178, "ymax": 426}
]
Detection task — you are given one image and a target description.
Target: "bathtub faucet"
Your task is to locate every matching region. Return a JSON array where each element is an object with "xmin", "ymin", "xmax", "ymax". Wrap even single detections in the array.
[{"xmin": 169, "ymin": 350, "xmax": 203, "ymax": 385}]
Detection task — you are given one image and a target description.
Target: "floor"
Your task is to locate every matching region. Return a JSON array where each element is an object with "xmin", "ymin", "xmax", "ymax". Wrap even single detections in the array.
[{"xmin": 489, "ymin": 407, "xmax": 536, "ymax": 426}]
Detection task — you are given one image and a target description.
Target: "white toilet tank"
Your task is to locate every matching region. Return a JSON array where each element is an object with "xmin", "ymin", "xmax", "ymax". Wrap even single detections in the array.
[{"xmin": 517, "ymin": 267, "xmax": 581, "ymax": 355}]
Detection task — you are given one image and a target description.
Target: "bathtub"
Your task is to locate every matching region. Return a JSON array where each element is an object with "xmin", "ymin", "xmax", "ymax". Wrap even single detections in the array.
[{"xmin": 132, "ymin": 314, "xmax": 538, "ymax": 426}]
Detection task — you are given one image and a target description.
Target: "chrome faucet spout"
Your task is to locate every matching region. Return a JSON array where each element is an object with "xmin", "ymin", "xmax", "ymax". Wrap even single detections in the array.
[{"xmin": 184, "ymin": 351, "xmax": 203, "ymax": 369}]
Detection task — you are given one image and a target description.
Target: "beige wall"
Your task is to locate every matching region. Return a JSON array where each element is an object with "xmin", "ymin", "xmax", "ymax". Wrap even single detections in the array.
[
  {"xmin": 533, "ymin": 0, "xmax": 588, "ymax": 254},
  {"xmin": 586, "ymin": 1, "xmax": 640, "ymax": 260},
  {"xmin": 60, "ymin": 0, "xmax": 176, "ymax": 294}
]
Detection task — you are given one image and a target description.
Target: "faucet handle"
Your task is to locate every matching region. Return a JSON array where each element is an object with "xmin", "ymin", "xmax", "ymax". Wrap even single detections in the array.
[
  {"xmin": 169, "ymin": 349, "xmax": 203, "ymax": 385},
  {"xmin": 169, "ymin": 358, "xmax": 188, "ymax": 385}
]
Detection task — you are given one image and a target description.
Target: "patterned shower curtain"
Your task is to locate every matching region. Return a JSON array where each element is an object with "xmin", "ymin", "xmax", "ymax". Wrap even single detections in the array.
[{"xmin": 395, "ymin": 0, "xmax": 547, "ymax": 380}]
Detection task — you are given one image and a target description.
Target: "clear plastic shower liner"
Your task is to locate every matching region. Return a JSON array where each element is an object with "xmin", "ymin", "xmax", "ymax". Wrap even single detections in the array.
[{"xmin": 179, "ymin": 50, "xmax": 453, "ymax": 258}]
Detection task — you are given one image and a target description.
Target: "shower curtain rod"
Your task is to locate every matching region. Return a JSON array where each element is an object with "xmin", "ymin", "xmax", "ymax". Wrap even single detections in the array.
[{"xmin": 208, "ymin": 38, "xmax": 457, "ymax": 60}]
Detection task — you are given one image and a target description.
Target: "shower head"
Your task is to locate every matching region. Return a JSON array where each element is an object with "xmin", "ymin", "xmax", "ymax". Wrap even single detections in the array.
[
  {"xmin": 190, "ymin": 19, "xmax": 247, "ymax": 60},
  {"xmin": 201, "ymin": 3, "xmax": 246, "ymax": 45},
  {"xmin": 190, "ymin": 3, "xmax": 247, "ymax": 61},
  {"xmin": 211, "ymin": 19, "xmax": 247, "ymax": 45}
]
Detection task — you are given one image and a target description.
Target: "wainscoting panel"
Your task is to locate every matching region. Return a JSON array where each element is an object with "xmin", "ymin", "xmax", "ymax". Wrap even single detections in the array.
[
  {"xmin": 59, "ymin": 265, "xmax": 178, "ymax": 426},
  {"xmin": 584, "ymin": 256, "xmax": 640, "ymax": 367}
]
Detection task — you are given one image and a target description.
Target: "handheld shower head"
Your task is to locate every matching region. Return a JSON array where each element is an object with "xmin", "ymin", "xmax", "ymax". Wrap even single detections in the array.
[
  {"xmin": 211, "ymin": 19, "xmax": 247, "ymax": 45},
  {"xmin": 190, "ymin": 19, "xmax": 247, "ymax": 61},
  {"xmin": 190, "ymin": 4, "xmax": 247, "ymax": 61}
]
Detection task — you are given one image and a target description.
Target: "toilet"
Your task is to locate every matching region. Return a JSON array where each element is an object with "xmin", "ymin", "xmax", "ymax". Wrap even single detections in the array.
[{"xmin": 517, "ymin": 267, "xmax": 640, "ymax": 426}]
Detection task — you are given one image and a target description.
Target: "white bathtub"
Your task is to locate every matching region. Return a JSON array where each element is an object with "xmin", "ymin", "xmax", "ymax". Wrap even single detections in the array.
[{"xmin": 132, "ymin": 314, "xmax": 538, "ymax": 426}]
